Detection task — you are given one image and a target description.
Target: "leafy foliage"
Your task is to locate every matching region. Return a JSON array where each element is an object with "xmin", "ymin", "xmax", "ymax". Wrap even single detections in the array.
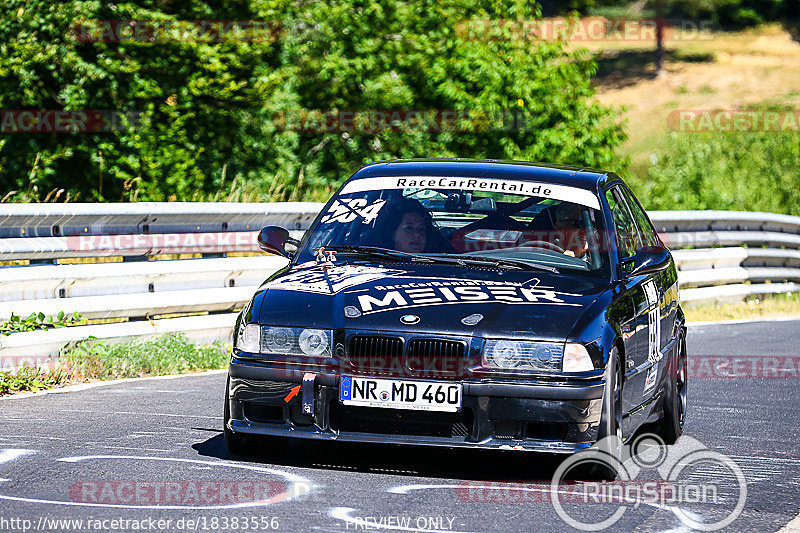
[
  {"xmin": 628, "ymin": 131, "xmax": 800, "ymax": 215},
  {"xmin": 0, "ymin": 0, "xmax": 626, "ymax": 203},
  {"xmin": 63, "ymin": 333, "xmax": 230, "ymax": 380},
  {"xmin": 0, "ymin": 364, "xmax": 71, "ymax": 394},
  {"xmin": 0, "ymin": 333, "xmax": 229, "ymax": 395},
  {"xmin": 1, "ymin": 311, "xmax": 84, "ymax": 335}
]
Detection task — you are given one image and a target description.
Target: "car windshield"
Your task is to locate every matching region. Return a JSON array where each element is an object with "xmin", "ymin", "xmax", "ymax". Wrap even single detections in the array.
[{"xmin": 296, "ymin": 175, "xmax": 610, "ymax": 276}]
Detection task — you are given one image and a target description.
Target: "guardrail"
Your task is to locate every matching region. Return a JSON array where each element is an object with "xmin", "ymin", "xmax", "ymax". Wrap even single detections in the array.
[
  {"xmin": 649, "ymin": 211, "xmax": 800, "ymax": 303},
  {"xmin": 1, "ymin": 204, "xmax": 798, "ymax": 368},
  {"xmin": 0, "ymin": 203, "xmax": 320, "ymax": 369}
]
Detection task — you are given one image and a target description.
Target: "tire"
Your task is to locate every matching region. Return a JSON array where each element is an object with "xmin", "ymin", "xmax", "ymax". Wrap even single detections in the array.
[
  {"xmin": 223, "ymin": 378, "xmax": 254, "ymax": 456},
  {"xmin": 577, "ymin": 347, "xmax": 623, "ymax": 480},
  {"xmin": 656, "ymin": 332, "xmax": 687, "ymax": 444}
]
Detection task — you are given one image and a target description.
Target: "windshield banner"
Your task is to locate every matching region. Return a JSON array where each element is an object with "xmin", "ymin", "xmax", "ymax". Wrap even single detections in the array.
[{"xmin": 339, "ymin": 176, "xmax": 601, "ymax": 210}]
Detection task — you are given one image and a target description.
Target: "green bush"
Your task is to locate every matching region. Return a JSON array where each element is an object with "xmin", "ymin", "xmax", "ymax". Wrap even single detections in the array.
[
  {"xmin": 629, "ymin": 131, "xmax": 800, "ymax": 215},
  {"xmin": 0, "ymin": 0, "xmax": 626, "ymax": 203},
  {"xmin": 0, "ymin": 364, "xmax": 70, "ymax": 394},
  {"xmin": 63, "ymin": 333, "xmax": 230, "ymax": 380}
]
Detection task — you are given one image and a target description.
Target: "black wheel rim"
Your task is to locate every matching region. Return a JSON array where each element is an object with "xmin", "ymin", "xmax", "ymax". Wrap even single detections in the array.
[{"xmin": 676, "ymin": 340, "xmax": 687, "ymax": 428}]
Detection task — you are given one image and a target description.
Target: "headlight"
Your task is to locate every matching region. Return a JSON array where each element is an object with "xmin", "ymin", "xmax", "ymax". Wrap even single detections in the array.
[
  {"xmin": 236, "ymin": 323, "xmax": 262, "ymax": 353},
  {"xmin": 482, "ymin": 340, "xmax": 563, "ymax": 372},
  {"xmin": 236, "ymin": 324, "xmax": 333, "ymax": 358},
  {"xmin": 562, "ymin": 343, "xmax": 594, "ymax": 372},
  {"xmin": 298, "ymin": 328, "xmax": 330, "ymax": 356}
]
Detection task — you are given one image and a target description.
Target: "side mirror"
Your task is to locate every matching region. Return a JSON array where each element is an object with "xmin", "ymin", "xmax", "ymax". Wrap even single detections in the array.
[
  {"xmin": 257, "ymin": 226, "xmax": 298, "ymax": 258},
  {"xmin": 625, "ymin": 245, "xmax": 671, "ymax": 278}
]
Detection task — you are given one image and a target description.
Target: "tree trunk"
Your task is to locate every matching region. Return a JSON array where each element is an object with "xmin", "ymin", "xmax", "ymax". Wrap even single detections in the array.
[{"xmin": 655, "ymin": 0, "xmax": 665, "ymax": 77}]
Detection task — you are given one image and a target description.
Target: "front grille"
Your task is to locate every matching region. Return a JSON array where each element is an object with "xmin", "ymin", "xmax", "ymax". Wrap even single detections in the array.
[
  {"xmin": 407, "ymin": 338, "xmax": 467, "ymax": 374},
  {"xmin": 348, "ymin": 335, "xmax": 403, "ymax": 369},
  {"xmin": 329, "ymin": 402, "xmax": 473, "ymax": 438}
]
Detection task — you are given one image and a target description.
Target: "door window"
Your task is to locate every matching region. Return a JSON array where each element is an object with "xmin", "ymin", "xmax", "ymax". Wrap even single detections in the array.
[
  {"xmin": 620, "ymin": 186, "xmax": 661, "ymax": 248},
  {"xmin": 605, "ymin": 186, "xmax": 640, "ymax": 259}
]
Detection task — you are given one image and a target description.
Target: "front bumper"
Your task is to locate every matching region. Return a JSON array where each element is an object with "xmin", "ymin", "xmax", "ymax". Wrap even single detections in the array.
[{"xmin": 227, "ymin": 359, "xmax": 606, "ymax": 454}]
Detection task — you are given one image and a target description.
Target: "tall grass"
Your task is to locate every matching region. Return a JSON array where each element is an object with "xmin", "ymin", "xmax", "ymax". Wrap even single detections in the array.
[
  {"xmin": 63, "ymin": 334, "xmax": 230, "ymax": 380},
  {"xmin": 0, "ymin": 334, "xmax": 230, "ymax": 395}
]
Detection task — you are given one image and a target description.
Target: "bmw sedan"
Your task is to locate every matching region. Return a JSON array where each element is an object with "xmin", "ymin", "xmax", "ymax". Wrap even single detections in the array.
[{"xmin": 224, "ymin": 159, "xmax": 687, "ymax": 460}]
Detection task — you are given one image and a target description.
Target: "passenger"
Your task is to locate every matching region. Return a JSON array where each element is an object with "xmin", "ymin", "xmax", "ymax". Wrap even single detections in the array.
[{"xmin": 553, "ymin": 203, "xmax": 589, "ymax": 259}]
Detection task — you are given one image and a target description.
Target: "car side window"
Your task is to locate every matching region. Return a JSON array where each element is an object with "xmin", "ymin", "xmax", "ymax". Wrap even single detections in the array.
[
  {"xmin": 620, "ymin": 186, "xmax": 660, "ymax": 248},
  {"xmin": 605, "ymin": 186, "xmax": 640, "ymax": 259}
]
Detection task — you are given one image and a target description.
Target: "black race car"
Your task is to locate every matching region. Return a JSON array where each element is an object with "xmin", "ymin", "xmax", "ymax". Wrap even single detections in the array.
[{"xmin": 225, "ymin": 159, "xmax": 687, "ymax": 458}]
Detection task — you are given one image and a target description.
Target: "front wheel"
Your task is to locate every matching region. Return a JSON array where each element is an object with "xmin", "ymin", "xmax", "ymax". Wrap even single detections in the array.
[{"xmin": 575, "ymin": 347, "xmax": 622, "ymax": 480}]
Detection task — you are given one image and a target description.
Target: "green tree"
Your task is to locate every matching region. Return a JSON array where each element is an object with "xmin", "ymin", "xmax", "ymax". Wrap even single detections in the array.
[{"xmin": 0, "ymin": 0, "xmax": 627, "ymax": 202}]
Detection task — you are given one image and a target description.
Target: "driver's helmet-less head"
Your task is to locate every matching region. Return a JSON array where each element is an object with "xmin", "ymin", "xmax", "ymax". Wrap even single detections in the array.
[
  {"xmin": 366, "ymin": 197, "xmax": 435, "ymax": 253},
  {"xmin": 553, "ymin": 202, "xmax": 589, "ymax": 258}
]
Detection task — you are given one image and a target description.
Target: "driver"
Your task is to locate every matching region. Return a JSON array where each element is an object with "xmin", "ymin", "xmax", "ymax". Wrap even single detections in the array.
[
  {"xmin": 553, "ymin": 203, "xmax": 589, "ymax": 258},
  {"xmin": 392, "ymin": 210, "xmax": 427, "ymax": 253},
  {"xmin": 368, "ymin": 198, "xmax": 445, "ymax": 253}
]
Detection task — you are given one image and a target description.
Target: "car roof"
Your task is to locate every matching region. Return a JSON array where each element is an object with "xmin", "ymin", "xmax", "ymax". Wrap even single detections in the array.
[{"xmin": 349, "ymin": 158, "xmax": 613, "ymax": 191}]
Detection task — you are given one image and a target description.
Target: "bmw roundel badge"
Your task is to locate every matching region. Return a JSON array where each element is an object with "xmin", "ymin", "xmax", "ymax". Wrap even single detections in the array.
[{"xmin": 400, "ymin": 314, "xmax": 420, "ymax": 324}]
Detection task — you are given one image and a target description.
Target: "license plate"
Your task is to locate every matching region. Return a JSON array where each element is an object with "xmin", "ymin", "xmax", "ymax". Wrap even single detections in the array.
[{"xmin": 339, "ymin": 376, "xmax": 461, "ymax": 412}]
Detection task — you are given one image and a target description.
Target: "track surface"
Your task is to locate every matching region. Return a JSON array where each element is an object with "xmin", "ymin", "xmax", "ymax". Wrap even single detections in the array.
[{"xmin": 1, "ymin": 319, "xmax": 799, "ymax": 532}]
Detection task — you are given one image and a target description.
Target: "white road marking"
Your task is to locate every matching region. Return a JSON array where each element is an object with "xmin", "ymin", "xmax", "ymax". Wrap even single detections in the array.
[
  {"xmin": 96, "ymin": 445, "xmax": 175, "ymax": 453},
  {"xmin": 387, "ymin": 483, "xmax": 462, "ymax": 494},
  {"xmin": 779, "ymin": 512, "xmax": 800, "ymax": 532},
  {"xmin": 329, "ymin": 507, "xmax": 470, "ymax": 533},
  {"xmin": 0, "ymin": 455, "xmax": 314, "ymax": 510},
  {"xmin": 0, "ymin": 436, "xmax": 65, "ymax": 441},
  {"xmin": 0, "ymin": 449, "xmax": 35, "ymax": 466},
  {"xmin": 99, "ymin": 389, "xmax": 197, "ymax": 394},
  {"xmin": 61, "ymin": 409, "xmax": 220, "ymax": 420},
  {"xmin": 0, "ymin": 449, "xmax": 36, "ymax": 484}
]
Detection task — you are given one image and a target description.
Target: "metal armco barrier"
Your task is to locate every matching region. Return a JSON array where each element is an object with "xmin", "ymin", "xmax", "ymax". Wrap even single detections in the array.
[
  {"xmin": 1, "ymin": 204, "xmax": 798, "ymax": 365},
  {"xmin": 649, "ymin": 211, "xmax": 800, "ymax": 303}
]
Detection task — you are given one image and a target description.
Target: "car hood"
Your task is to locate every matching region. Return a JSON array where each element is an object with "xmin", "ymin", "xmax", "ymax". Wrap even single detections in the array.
[{"xmin": 252, "ymin": 261, "xmax": 611, "ymax": 341}]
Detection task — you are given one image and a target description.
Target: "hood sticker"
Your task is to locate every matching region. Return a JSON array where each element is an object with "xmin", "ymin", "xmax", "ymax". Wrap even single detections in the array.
[
  {"xmin": 350, "ymin": 278, "xmax": 582, "ymax": 315},
  {"xmin": 266, "ymin": 265, "xmax": 405, "ymax": 295}
]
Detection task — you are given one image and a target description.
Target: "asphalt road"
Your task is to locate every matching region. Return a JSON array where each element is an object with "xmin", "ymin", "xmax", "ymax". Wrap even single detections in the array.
[{"xmin": 1, "ymin": 319, "xmax": 799, "ymax": 533}]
